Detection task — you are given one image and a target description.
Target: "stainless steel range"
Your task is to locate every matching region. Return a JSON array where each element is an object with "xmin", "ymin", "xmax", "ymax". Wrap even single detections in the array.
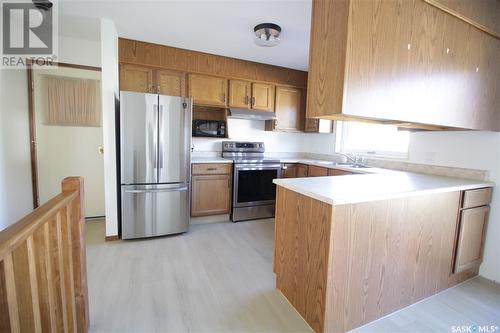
[{"xmin": 222, "ymin": 141, "xmax": 281, "ymax": 222}]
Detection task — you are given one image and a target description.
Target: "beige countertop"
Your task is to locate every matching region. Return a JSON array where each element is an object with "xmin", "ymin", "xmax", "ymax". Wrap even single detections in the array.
[{"xmin": 273, "ymin": 171, "xmax": 494, "ymax": 205}]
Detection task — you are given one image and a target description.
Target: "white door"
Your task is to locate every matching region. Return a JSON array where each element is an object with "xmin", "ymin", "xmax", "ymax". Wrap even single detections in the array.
[{"xmin": 33, "ymin": 66, "xmax": 105, "ymax": 217}]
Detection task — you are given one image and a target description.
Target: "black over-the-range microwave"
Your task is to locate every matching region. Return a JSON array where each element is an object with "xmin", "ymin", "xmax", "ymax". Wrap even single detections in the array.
[{"xmin": 192, "ymin": 119, "xmax": 226, "ymax": 138}]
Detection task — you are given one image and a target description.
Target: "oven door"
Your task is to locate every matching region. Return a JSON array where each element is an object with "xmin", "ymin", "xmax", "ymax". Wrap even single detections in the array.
[{"xmin": 233, "ymin": 163, "xmax": 281, "ymax": 207}]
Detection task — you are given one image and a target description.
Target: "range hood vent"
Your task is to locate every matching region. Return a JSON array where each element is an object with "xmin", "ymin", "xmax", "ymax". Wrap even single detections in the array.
[{"xmin": 228, "ymin": 108, "xmax": 276, "ymax": 121}]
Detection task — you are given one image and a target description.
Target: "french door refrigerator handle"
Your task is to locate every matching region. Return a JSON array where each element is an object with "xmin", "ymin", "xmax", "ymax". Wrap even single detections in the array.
[
  {"xmin": 158, "ymin": 104, "xmax": 164, "ymax": 169},
  {"xmin": 124, "ymin": 187, "xmax": 188, "ymax": 194},
  {"xmin": 152, "ymin": 103, "xmax": 158, "ymax": 172}
]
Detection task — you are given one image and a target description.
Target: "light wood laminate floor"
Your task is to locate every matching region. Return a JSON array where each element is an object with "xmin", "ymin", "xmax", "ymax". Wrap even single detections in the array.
[
  {"xmin": 86, "ymin": 219, "xmax": 500, "ymax": 333},
  {"xmin": 86, "ymin": 219, "xmax": 311, "ymax": 332}
]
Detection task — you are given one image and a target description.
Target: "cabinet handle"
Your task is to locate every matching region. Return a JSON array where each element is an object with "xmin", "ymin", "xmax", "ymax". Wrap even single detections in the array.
[
  {"xmin": 251, "ymin": 96, "xmax": 256, "ymax": 106},
  {"xmin": 206, "ymin": 167, "xmax": 217, "ymax": 171},
  {"xmin": 245, "ymin": 95, "xmax": 249, "ymax": 105},
  {"xmin": 157, "ymin": 85, "xmax": 160, "ymax": 94},
  {"xmin": 222, "ymin": 93, "xmax": 226, "ymax": 103}
]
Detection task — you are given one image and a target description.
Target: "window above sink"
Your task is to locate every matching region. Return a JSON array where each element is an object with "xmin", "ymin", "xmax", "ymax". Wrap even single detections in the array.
[{"xmin": 335, "ymin": 121, "xmax": 409, "ymax": 159}]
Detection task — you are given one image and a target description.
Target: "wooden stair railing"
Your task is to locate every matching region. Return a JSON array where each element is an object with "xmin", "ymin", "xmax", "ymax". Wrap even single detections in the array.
[{"xmin": 0, "ymin": 177, "xmax": 89, "ymax": 332}]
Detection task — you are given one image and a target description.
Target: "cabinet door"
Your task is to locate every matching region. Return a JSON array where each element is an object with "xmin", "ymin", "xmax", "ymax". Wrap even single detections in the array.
[
  {"xmin": 274, "ymin": 86, "xmax": 304, "ymax": 132},
  {"xmin": 188, "ymin": 74, "xmax": 228, "ymax": 107},
  {"xmin": 328, "ymin": 168, "xmax": 353, "ymax": 176},
  {"xmin": 252, "ymin": 83, "xmax": 275, "ymax": 112},
  {"xmin": 454, "ymin": 206, "xmax": 489, "ymax": 273},
  {"xmin": 156, "ymin": 69, "xmax": 186, "ymax": 96},
  {"xmin": 281, "ymin": 164, "xmax": 298, "ymax": 178},
  {"xmin": 296, "ymin": 164, "xmax": 308, "ymax": 177},
  {"xmin": 308, "ymin": 165, "xmax": 328, "ymax": 177},
  {"xmin": 191, "ymin": 174, "xmax": 231, "ymax": 216},
  {"xmin": 120, "ymin": 64, "xmax": 154, "ymax": 93},
  {"xmin": 229, "ymin": 80, "xmax": 251, "ymax": 108}
]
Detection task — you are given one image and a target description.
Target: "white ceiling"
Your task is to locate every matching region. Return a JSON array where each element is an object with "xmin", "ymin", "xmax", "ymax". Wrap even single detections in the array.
[{"xmin": 59, "ymin": 0, "xmax": 312, "ymax": 71}]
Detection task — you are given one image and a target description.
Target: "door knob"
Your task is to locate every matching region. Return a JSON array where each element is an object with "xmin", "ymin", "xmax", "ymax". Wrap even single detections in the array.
[{"xmin": 98, "ymin": 145, "xmax": 104, "ymax": 154}]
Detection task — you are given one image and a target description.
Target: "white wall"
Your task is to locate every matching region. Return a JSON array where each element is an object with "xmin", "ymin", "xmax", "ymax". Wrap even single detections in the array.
[
  {"xmin": 0, "ymin": 35, "xmax": 101, "ymax": 231},
  {"xmin": 100, "ymin": 19, "xmax": 119, "ymax": 237},
  {"xmin": 58, "ymin": 36, "xmax": 101, "ymax": 67},
  {"xmin": 0, "ymin": 69, "xmax": 34, "ymax": 229},
  {"xmin": 193, "ymin": 118, "xmax": 336, "ymax": 154},
  {"xmin": 408, "ymin": 131, "xmax": 500, "ymax": 283},
  {"xmin": 33, "ymin": 67, "xmax": 104, "ymax": 217}
]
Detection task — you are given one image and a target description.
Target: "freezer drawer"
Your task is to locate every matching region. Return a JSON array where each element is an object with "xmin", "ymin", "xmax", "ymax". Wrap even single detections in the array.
[{"xmin": 121, "ymin": 184, "xmax": 189, "ymax": 239}]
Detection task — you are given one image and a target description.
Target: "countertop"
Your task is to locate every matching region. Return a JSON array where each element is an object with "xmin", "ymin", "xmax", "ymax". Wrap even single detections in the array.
[
  {"xmin": 191, "ymin": 157, "xmax": 233, "ymax": 164},
  {"xmin": 273, "ymin": 171, "xmax": 494, "ymax": 205}
]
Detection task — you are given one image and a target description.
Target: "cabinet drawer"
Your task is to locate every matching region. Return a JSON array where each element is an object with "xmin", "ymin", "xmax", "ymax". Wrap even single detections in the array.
[
  {"xmin": 462, "ymin": 188, "xmax": 492, "ymax": 208},
  {"xmin": 192, "ymin": 163, "xmax": 232, "ymax": 175}
]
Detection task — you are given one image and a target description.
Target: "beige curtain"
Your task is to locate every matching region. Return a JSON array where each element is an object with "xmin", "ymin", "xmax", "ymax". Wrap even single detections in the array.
[{"xmin": 46, "ymin": 76, "xmax": 102, "ymax": 127}]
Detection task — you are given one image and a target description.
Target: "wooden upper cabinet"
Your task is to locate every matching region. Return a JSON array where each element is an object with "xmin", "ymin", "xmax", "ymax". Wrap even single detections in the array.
[
  {"xmin": 307, "ymin": 0, "xmax": 500, "ymax": 131},
  {"xmin": 454, "ymin": 206, "xmax": 489, "ymax": 273},
  {"xmin": 156, "ymin": 69, "xmax": 186, "ymax": 96},
  {"xmin": 188, "ymin": 74, "xmax": 228, "ymax": 107},
  {"xmin": 229, "ymin": 80, "xmax": 251, "ymax": 108},
  {"xmin": 304, "ymin": 118, "xmax": 334, "ymax": 133},
  {"xmin": 120, "ymin": 64, "xmax": 154, "ymax": 93},
  {"xmin": 273, "ymin": 86, "xmax": 304, "ymax": 132},
  {"xmin": 251, "ymin": 83, "xmax": 275, "ymax": 112},
  {"xmin": 426, "ymin": 0, "xmax": 500, "ymax": 37}
]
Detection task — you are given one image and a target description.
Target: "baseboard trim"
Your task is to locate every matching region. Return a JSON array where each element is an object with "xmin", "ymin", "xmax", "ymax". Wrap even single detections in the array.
[
  {"xmin": 190, "ymin": 214, "xmax": 231, "ymax": 225},
  {"xmin": 105, "ymin": 235, "xmax": 120, "ymax": 241}
]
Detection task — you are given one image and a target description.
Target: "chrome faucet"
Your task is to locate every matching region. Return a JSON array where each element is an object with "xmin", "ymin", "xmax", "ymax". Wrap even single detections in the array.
[{"xmin": 336, "ymin": 152, "xmax": 366, "ymax": 167}]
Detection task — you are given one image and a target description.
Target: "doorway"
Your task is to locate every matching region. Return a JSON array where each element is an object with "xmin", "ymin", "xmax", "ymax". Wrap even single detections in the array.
[{"xmin": 29, "ymin": 63, "xmax": 105, "ymax": 218}]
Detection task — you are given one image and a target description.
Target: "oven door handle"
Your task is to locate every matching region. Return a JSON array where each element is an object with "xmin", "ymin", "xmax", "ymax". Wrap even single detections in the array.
[{"xmin": 234, "ymin": 164, "xmax": 282, "ymax": 170}]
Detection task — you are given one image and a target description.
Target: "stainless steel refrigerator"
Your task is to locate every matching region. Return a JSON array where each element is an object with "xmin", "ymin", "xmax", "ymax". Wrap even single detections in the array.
[{"xmin": 119, "ymin": 91, "xmax": 192, "ymax": 239}]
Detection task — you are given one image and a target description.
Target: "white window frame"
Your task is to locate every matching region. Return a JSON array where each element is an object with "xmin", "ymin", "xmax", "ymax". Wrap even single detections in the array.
[{"xmin": 334, "ymin": 121, "xmax": 409, "ymax": 159}]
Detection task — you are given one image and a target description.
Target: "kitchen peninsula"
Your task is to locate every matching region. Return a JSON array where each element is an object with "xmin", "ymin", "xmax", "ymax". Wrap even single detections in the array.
[{"xmin": 273, "ymin": 172, "xmax": 494, "ymax": 332}]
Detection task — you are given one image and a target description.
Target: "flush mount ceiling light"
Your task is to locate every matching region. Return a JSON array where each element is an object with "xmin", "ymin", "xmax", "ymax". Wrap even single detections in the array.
[{"xmin": 254, "ymin": 23, "xmax": 281, "ymax": 47}]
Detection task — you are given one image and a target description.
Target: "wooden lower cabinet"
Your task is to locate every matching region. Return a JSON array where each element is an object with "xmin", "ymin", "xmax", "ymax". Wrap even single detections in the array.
[
  {"xmin": 328, "ymin": 168, "xmax": 353, "ymax": 176},
  {"xmin": 281, "ymin": 163, "xmax": 298, "ymax": 178},
  {"xmin": 191, "ymin": 163, "xmax": 232, "ymax": 217},
  {"xmin": 275, "ymin": 188, "xmax": 482, "ymax": 332},
  {"xmin": 454, "ymin": 206, "xmax": 489, "ymax": 273},
  {"xmin": 308, "ymin": 165, "xmax": 328, "ymax": 177},
  {"xmin": 297, "ymin": 164, "xmax": 308, "ymax": 177}
]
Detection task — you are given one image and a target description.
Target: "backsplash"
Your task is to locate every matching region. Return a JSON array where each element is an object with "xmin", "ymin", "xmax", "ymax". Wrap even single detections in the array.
[{"xmin": 191, "ymin": 118, "xmax": 335, "ymax": 154}]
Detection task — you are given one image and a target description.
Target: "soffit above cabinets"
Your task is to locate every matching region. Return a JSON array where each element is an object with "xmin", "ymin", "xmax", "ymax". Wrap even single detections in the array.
[{"xmin": 59, "ymin": 0, "xmax": 312, "ymax": 71}]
